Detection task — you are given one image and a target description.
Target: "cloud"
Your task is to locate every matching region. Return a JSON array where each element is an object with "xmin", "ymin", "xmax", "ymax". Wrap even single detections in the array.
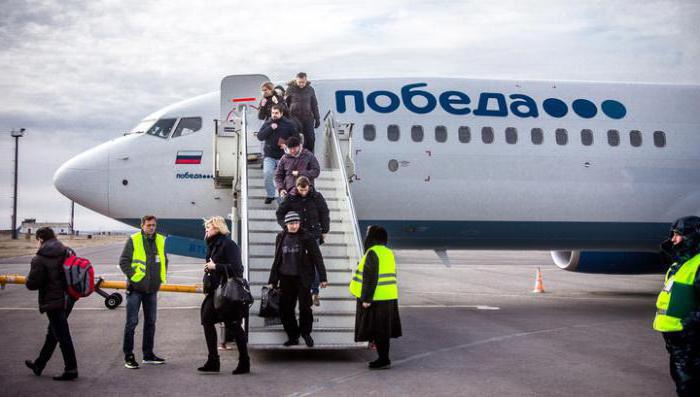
[{"xmin": 0, "ymin": 0, "xmax": 698, "ymax": 230}]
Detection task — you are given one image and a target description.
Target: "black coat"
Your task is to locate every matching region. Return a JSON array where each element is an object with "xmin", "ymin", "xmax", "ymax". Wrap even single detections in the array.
[
  {"xmin": 268, "ymin": 230, "xmax": 327, "ymax": 288},
  {"xmin": 201, "ymin": 233, "xmax": 244, "ymax": 325},
  {"xmin": 257, "ymin": 93, "xmax": 288, "ymax": 121},
  {"xmin": 285, "ymin": 81, "xmax": 320, "ymax": 122},
  {"xmin": 257, "ymin": 117, "xmax": 298, "ymax": 159},
  {"xmin": 276, "ymin": 188, "xmax": 330, "ymax": 239},
  {"xmin": 26, "ymin": 238, "xmax": 69, "ymax": 313},
  {"xmin": 354, "ymin": 245, "xmax": 402, "ymax": 342}
]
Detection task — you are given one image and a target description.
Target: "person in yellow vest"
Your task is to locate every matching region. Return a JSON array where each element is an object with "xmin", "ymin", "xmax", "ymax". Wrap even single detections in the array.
[
  {"xmin": 118, "ymin": 215, "xmax": 168, "ymax": 370},
  {"xmin": 653, "ymin": 216, "xmax": 700, "ymax": 397},
  {"xmin": 350, "ymin": 225, "xmax": 402, "ymax": 369}
]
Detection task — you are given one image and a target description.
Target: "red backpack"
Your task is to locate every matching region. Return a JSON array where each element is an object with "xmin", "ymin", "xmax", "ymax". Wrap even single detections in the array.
[{"xmin": 63, "ymin": 248, "xmax": 95, "ymax": 300}]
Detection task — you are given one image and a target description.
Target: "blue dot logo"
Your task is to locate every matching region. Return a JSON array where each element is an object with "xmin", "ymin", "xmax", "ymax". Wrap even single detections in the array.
[
  {"xmin": 572, "ymin": 99, "xmax": 597, "ymax": 119},
  {"xmin": 543, "ymin": 98, "xmax": 568, "ymax": 118},
  {"xmin": 601, "ymin": 100, "xmax": 626, "ymax": 119}
]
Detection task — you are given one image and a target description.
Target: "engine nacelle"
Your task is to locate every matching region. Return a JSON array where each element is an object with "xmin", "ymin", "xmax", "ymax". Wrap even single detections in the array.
[{"xmin": 551, "ymin": 250, "xmax": 666, "ymax": 274}]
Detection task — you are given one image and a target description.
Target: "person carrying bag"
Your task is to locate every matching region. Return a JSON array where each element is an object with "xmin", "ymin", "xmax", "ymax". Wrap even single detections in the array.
[{"xmin": 199, "ymin": 216, "xmax": 250, "ymax": 375}]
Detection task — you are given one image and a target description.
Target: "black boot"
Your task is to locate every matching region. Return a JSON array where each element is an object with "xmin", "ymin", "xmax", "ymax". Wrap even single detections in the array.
[
  {"xmin": 53, "ymin": 370, "xmax": 78, "ymax": 381},
  {"xmin": 232, "ymin": 356, "xmax": 250, "ymax": 375},
  {"xmin": 197, "ymin": 357, "xmax": 220, "ymax": 373},
  {"xmin": 368, "ymin": 358, "xmax": 391, "ymax": 369},
  {"xmin": 25, "ymin": 360, "xmax": 43, "ymax": 376}
]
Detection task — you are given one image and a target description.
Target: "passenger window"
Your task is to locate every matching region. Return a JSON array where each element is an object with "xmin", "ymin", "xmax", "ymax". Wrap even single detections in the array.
[
  {"xmin": 555, "ymin": 128, "xmax": 568, "ymax": 145},
  {"xmin": 171, "ymin": 117, "xmax": 202, "ymax": 138},
  {"xmin": 387, "ymin": 125, "xmax": 400, "ymax": 142},
  {"xmin": 607, "ymin": 129, "xmax": 620, "ymax": 146},
  {"xmin": 505, "ymin": 127, "xmax": 517, "ymax": 144},
  {"xmin": 411, "ymin": 125, "xmax": 424, "ymax": 142},
  {"xmin": 581, "ymin": 129, "xmax": 593, "ymax": 146},
  {"xmin": 363, "ymin": 124, "xmax": 376, "ymax": 141},
  {"xmin": 146, "ymin": 118, "xmax": 177, "ymax": 139},
  {"xmin": 653, "ymin": 131, "xmax": 666, "ymax": 147},
  {"xmin": 629, "ymin": 130, "xmax": 642, "ymax": 147},
  {"xmin": 435, "ymin": 126, "xmax": 448, "ymax": 143},
  {"xmin": 481, "ymin": 127, "xmax": 494, "ymax": 144},
  {"xmin": 531, "ymin": 128, "xmax": 544, "ymax": 145},
  {"xmin": 458, "ymin": 126, "xmax": 471, "ymax": 143}
]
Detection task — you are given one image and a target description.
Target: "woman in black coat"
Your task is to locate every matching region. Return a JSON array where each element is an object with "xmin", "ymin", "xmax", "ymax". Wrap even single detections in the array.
[
  {"xmin": 354, "ymin": 225, "xmax": 402, "ymax": 369},
  {"xmin": 198, "ymin": 216, "xmax": 249, "ymax": 374}
]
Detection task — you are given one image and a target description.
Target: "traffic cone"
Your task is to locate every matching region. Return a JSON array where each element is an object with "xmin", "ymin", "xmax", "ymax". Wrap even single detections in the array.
[{"xmin": 532, "ymin": 267, "xmax": 545, "ymax": 293}]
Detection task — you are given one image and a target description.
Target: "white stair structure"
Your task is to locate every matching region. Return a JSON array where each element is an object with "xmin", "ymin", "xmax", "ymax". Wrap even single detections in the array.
[{"xmin": 218, "ymin": 74, "xmax": 365, "ymax": 349}]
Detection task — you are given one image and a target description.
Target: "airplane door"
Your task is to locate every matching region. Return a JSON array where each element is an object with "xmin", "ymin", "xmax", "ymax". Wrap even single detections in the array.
[{"xmin": 217, "ymin": 74, "xmax": 270, "ymax": 185}]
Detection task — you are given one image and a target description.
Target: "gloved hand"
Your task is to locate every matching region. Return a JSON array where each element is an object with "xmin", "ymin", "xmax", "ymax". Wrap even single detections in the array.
[{"xmin": 314, "ymin": 119, "xmax": 320, "ymax": 129}]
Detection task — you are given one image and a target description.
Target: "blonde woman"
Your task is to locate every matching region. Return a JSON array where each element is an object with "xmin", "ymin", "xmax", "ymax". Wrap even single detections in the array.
[{"xmin": 198, "ymin": 216, "xmax": 249, "ymax": 375}]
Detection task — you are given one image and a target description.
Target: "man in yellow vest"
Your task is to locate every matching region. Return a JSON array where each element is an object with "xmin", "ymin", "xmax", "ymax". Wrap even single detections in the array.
[
  {"xmin": 350, "ymin": 225, "xmax": 402, "ymax": 369},
  {"xmin": 118, "ymin": 215, "xmax": 168, "ymax": 369},
  {"xmin": 653, "ymin": 216, "xmax": 700, "ymax": 396}
]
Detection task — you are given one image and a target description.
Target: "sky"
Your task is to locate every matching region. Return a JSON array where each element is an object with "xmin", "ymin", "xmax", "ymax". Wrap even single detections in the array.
[{"xmin": 0, "ymin": 0, "xmax": 698, "ymax": 231}]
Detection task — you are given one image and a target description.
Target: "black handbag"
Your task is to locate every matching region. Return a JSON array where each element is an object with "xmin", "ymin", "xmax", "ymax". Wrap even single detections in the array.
[
  {"xmin": 258, "ymin": 286, "xmax": 280, "ymax": 318},
  {"xmin": 214, "ymin": 265, "xmax": 254, "ymax": 311}
]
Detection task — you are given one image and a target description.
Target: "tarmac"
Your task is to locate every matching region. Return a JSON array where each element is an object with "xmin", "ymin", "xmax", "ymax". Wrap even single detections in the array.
[{"xmin": 0, "ymin": 243, "xmax": 674, "ymax": 396}]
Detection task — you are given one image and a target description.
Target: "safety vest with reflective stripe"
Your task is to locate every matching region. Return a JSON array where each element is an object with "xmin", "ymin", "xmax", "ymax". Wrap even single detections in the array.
[
  {"xmin": 653, "ymin": 253, "xmax": 700, "ymax": 332},
  {"xmin": 349, "ymin": 245, "xmax": 398, "ymax": 301},
  {"xmin": 130, "ymin": 232, "xmax": 167, "ymax": 284}
]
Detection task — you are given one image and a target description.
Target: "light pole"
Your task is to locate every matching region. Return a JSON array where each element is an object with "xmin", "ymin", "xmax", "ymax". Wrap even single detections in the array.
[{"xmin": 11, "ymin": 128, "xmax": 25, "ymax": 240}]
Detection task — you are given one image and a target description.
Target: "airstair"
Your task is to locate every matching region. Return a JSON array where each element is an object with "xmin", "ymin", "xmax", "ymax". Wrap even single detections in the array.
[{"xmin": 217, "ymin": 75, "xmax": 365, "ymax": 348}]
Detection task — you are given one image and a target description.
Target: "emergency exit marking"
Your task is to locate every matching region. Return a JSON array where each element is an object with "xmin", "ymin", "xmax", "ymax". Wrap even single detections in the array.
[{"xmin": 231, "ymin": 97, "xmax": 256, "ymax": 102}]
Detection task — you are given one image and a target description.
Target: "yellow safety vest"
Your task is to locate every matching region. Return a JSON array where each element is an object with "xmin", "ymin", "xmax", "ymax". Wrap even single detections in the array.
[
  {"xmin": 130, "ymin": 232, "xmax": 167, "ymax": 284},
  {"xmin": 653, "ymin": 253, "xmax": 700, "ymax": 332},
  {"xmin": 349, "ymin": 245, "xmax": 398, "ymax": 301}
]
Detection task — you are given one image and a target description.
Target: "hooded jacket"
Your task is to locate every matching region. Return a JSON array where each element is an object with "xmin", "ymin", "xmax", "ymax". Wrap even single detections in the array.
[
  {"xmin": 274, "ymin": 148, "xmax": 321, "ymax": 194},
  {"xmin": 26, "ymin": 238, "xmax": 69, "ymax": 313},
  {"xmin": 285, "ymin": 80, "xmax": 320, "ymax": 123}
]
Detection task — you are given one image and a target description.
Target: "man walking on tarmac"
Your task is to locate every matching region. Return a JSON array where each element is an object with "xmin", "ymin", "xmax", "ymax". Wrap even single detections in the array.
[
  {"xmin": 119, "ymin": 215, "xmax": 168, "ymax": 369},
  {"xmin": 654, "ymin": 216, "xmax": 700, "ymax": 396}
]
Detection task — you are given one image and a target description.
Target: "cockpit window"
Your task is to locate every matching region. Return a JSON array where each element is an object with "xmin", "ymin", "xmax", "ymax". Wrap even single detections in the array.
[
  {"xmin": 172, "ymin": 117, "xmax": 203, "ymax": 138},
  {"xmin": 146, "ymin": 118, "xmax": 177, "ymax": 139},
  {"xmin": 130, "ymin": 119, "xmax": 156, "ymax": 134}
]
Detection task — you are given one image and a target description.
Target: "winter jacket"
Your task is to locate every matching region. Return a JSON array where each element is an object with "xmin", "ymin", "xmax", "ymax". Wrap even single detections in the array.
[
  {"xmin": 26, "ymin": 238, "xmax": 69, "ymax": 313},
  {"xmin": 268, "ymin": 230, "xmax": 327, "ymax": 289},
  {"xmin": 119, "ymin": 233, "xmax": 168, "ymax": 294},
  {"xmin": 274, "ymin": 148, "xmax": 321, "ymax": 194},
  {"xmin": 257, "ymin": 117, "xmax": 298, "ymax": 159},
  {"xmin": 276, "ymin": 188, "xmax": 330, "ymax": 239},
  {"xmin": 285, "ymin": 81, "xmax": 320, "ymax": 123},
  {"xmin": 202, "ymin": 233, "xmax": 244, "ymax": 295},
  {"xmin": 257, "ymin": 93, "xmax": 288, "ymax": 121}
]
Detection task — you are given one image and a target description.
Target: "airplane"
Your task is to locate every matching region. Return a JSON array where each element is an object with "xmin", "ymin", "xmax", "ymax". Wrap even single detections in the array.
[{"xmin": 53, "ymin": 75, "xmax": 700, "ymax": 275}]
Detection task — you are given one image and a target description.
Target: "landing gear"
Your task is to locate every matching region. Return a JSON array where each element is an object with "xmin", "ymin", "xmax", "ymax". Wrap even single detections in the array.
[{"xmin": 95, "ymin": 277, "xmax": 123, "ymax": 310}]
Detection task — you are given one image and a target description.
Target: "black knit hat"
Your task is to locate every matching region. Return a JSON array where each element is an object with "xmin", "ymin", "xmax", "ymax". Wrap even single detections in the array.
[{"xmin": 285, "ymin": 211, "xmax": 301, "ymax": 224}]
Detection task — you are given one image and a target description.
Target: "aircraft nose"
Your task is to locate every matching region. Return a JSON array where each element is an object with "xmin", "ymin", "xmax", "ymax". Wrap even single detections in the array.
[{"xmin": 53, "ymin": 143, "xmax": 110, "ymax": 216}]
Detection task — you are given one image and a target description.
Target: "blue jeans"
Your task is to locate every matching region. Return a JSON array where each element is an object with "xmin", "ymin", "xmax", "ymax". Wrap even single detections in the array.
[
  {"xmin": 263, "ymin": 157, "xmax": 279, "ymax": 199},
  {"xmin": 123, "ymin": 290, "xmax": 158, "ymax": 358}
]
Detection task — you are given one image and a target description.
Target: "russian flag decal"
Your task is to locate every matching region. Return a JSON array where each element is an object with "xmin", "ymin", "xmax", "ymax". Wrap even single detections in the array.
[{"xmin": 176, "ymin": 150, "xmax": 203, "ymax": 165}]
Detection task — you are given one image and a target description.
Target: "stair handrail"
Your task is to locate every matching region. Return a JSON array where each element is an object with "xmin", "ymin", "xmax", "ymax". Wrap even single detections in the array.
[
  {"xmin": 239, "ymin": 110, "xmax": 249, "ymax": 279},
  {"xmin": 326, "ymin": 114, "xmax": 364, "ymax": 259}
]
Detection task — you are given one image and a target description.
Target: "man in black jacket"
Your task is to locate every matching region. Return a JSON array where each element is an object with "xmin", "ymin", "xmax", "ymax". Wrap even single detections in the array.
[
  {"xmin": 119, "ymin": 215, "xmax": 168, "ymax": 369},
  {"xmin": 257, "ymin": 104, "xmax": 299, "ymax": 204},
  {"xmin": 276, "ymin": 176, "xmax": 330, "ymax": 305},
  {"xmin": 25, "ymin": 227, "xmax": 78, "ymax": 381},
  {"xmin": 285, "ymin": 72, "xmax": 320, "ymax": 152},
  {"xmin": 267, "ymin": 212, "xmax": 327, "ymax": 347}
]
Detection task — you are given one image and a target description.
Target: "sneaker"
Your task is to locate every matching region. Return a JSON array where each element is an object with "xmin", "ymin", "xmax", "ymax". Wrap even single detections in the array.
[
  {"xmin": 302, "ymin": 334, "xmax": 314, "ymax": 348},
  {"xmin": 312, "ymin": 294, "xmax": 320, "ymax": 306},
  {"xmin": 124, "ymin": 354, "xmax": 140, "ymax": 369},
  {"xmin": 143, "ymin": 354, "xmax": 166, "ymax": 365},
  {"xmin": 283, "ymin": 338, "xmax": 299, "ymax": 347},
  {"xmin": 264, "ymin": 197, "xmax": 275, "ymax": 204}
]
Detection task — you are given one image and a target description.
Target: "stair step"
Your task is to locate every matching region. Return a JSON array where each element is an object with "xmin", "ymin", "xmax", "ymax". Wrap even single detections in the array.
[
  {"xmin": 248, "ymin": 328, "xmax": 363, "ymax": 348},
  {"xmin": 248, "ymin": 256, "xmax": 356, "ymax": 268},
  {"xmin": 248, "ymin": 243, "xmax": 349, "ymax": 258},
  {"xmin": 248, "ymin": 314, "xmax": 355, "ymax": 329},
  {"xmin": 250, "ymin": 282, "xmax": 351, "ymax": 298},
  {"xmin": 247, "ymin": 188, "xmax": 343, "ymax": 199},
  {"xmin": 249, "ymin": 269, "xmax": 353, "ymax": 284},
  {"xmin": 249, "ymin": 232, "xmax": 350, "ymax": 245}
]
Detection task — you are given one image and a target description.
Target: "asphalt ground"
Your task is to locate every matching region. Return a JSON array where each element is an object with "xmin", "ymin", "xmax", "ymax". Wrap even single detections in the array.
[{"xmin": 0, "ymin": 243, "xmax": 674, "ymax": 396}]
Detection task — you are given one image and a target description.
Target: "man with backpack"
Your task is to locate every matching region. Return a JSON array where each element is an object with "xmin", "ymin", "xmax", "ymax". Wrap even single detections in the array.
[
  {"xmin": 25, "ymin": 227, "xmax": 78, "ymax": 381},
  {"xmin": 119, "ymin": 215, "xmax": 168, "ymax": 369}
]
